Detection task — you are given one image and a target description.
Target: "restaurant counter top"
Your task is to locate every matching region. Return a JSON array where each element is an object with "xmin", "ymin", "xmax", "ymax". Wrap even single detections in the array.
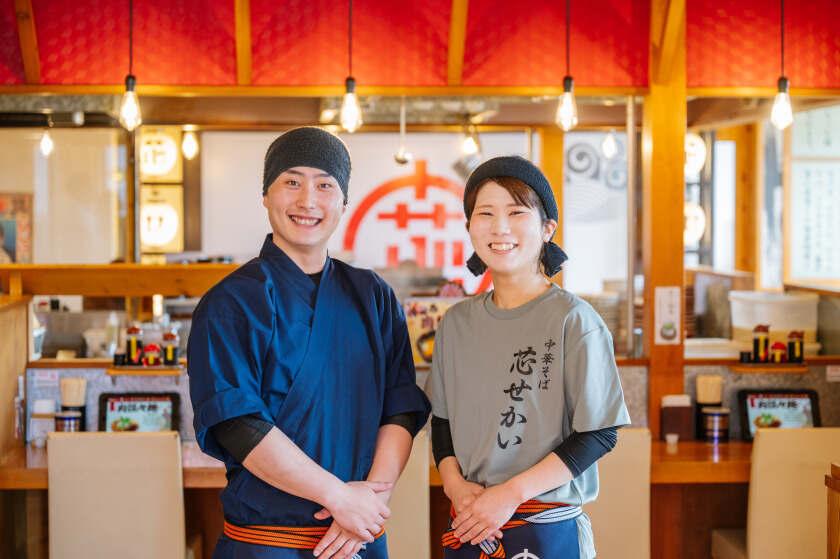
[
  {"xmin": 24, "ymin": 355, "xmax": 840, "ymax": 369},
  {"xmin": 0, "ymin": 441, "xmax": 225, "ymax": 489},
  {"xmin": 28, "ymin": 357, "xmax": 652, "ymax": 368},
  {"xmin": 0, "ymin": 441, "xmax": 751, "ymax": 490},
  {"xmin": 0, "ymin": 295, "xmax": 30, "ymax": 312}
]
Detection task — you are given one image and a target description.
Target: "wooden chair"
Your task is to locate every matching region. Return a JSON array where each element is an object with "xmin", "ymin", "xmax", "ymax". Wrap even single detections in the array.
[
  {"xmin": 387, "ymin": 429, "xmax": 431, "ymax": 559},
  {"xmin": 48, "ymin": 431, "xmax": 185, "ymax": 559},
  {"xmin": 585, "ymin": 428, "xmax": 652, "ymax": 559},
  {"xmin": 712, "ymin": 428, "xmax": 840, "ymax": 559}
]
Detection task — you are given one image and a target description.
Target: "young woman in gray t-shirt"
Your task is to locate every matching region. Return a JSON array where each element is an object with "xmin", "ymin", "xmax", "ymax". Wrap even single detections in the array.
[{"xmin": 427, "ymin": 156, "xmax": 630, "ymax": 559}]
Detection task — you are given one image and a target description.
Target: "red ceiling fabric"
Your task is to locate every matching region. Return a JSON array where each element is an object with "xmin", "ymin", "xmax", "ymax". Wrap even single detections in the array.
[
  {"xmin": 250, "ymin": 0, "xmax": 348, "ymax": 86},
  {"xmin": 687, "ymin": 0, "xmax": 840, "ymax": 88},
  {"xmin": 251, "ymin": 0, "xmax": 449, "ymax": 86},
  {"xmin": 461, "ymin": 0, "xmax": 649, "ymax": 87},
  {"xmin": 785, "ymin": 0, "xmax": 840, "ymax": 89},
  {"xmin": 133, "ymin": 0, "xmax": 236, "ymax": 85},
  {"xmin": 0, "ymin": 0, "xmax": 25, "ymax": 84},
  {"xmin": 11, "ymin": 0, "xmax": 840, "ymax": 89},
  {"xmin": 34, "ymin": 0, "xmax": 129, "ymax": 84},
  {"xmin": 352, "ymin": 0, "xmax": 449, "ymax": 86},
  {"xmin": 34, "ymin": 0, "xmax": 236, "ymax": 86}
]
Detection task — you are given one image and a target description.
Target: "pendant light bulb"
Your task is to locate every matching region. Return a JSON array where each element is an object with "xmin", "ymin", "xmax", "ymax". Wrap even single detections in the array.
[
  {"xmin": 602, "ymin": 129, "xmax": 618, "ymax": 159},
  {"xmin": 770, "ymin": 77, "xmax": 793, "ymax": 130},
  {"xmin": 555, "ymin": 76, "xmax": 578, "ymax": 131},
  {"xmin": 181, "ymin": 130, "xmax": 199, "ymax": 160},
  {"xmin": 119, "ymin": 74, "xmax": 142, "ymax": 132},
  {"xmin": 40, "ymin": 130, "xmax": 54, "ymax": 157},
  {"xmin": 340, "ymin": 77, "xmax": 363, "ymax": 133},
  {"xmin": 394, "ymin": 97, "xmax": 413, "ymax": 165},
  {"xmin": 462, "ymin": 135, "xmax": 479, "ymax": 156},
  {"xmin": 461, "ymin": 124, "xmax": 480, "ymax": 157}
]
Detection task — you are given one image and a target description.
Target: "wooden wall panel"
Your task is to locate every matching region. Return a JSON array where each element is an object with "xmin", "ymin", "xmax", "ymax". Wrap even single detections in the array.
[{"xmin": 0, "ymin": 300, "xmax": 28, "ymax": 453}]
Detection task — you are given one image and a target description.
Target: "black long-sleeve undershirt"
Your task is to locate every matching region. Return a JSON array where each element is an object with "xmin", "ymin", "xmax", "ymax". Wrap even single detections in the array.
[{"xmin": 431, "ymin": 415, "xmax": 618, "ymax": 478}]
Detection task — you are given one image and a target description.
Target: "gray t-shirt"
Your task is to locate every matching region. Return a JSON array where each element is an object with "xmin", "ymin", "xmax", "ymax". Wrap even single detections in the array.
[{"xmin": 427, "ymin": 284, "xmax": 631, "ymax": 506}]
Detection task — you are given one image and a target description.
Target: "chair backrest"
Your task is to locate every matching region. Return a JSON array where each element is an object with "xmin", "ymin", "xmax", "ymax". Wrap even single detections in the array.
[
  {"xmin": 387, "ymin": 429, "xmax": 430, "ymax": 559},
  {"xmin": 828, "ymin": 463, "xmax": 840, "ymax": 559},
  {"xmin": 747, "ymin": 428, "xmax": 840, "ymax": 559},
  {"xmin": 585, "ymin": 427, "xmax": 651, "ymax": 559},
  {"xmin": 48, "ymin": 431, "xmax": 185, "ymax": 559}
]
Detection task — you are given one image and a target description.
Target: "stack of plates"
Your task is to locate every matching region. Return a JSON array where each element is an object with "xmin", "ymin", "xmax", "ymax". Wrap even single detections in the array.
[
  {"xmin": 580, "ymin": 292, "xmax": 622, "ymax": 349},
  {"xmin": 684, "ymin": 337, "xmax": 741, "ymax": 359},
  {"xmin": 684, "ymin": 284, "xmax": 696, "ymax": 338}
]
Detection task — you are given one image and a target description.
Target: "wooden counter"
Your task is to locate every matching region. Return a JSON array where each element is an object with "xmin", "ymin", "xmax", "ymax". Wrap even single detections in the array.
[
  {"xmin": 651, "ymin": 440, "xmax": 751, "ymax": 483},
  {"xmin": 0, "ymin": 442, "xmax": 226, "ymax": 490},
  {"xmin": 2, "ymin": 440, "xmax": 751, "ymax": 490},
  {"xmin": 0, "ymin": 295, "xmax": 31, "ymax": 312},
  {"xmin": 431, "ymin": 441, "xmax": 752, "ymax": 486}
]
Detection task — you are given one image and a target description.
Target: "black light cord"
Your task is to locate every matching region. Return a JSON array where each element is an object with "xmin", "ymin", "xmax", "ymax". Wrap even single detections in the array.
[
  {"xmin": 348, "ymin": 0, "xmax": 353, "ymax": 76},
  {"xmin": 128, "ymin": 0, "xmax": 134, "ymax": 75},
  {"xmin": 565, "ymin": 0, "xmax": 571, "ymax": 76},
  {"xmin": 780, "ymin": 0, "xmax": 785, "ymax": 76}
]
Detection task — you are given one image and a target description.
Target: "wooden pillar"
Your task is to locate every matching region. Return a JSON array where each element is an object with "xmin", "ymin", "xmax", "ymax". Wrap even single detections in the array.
[
  {"xmin": 717, "ymin": 124, "xmax": 758, "ymax": 276},
  {"xmin": 540, "ymin": 126, "xmax": 564, "ymax": 286},
  {"xmin": 643, "ymin": 0, "xmax": 686, "ymax": 438},
  {"xmin": 125, "ymin": 130, "xmax": 137, "ymax": 264},
  {"xmin": 125, "ymin": 130, "xmax": 138, "ymax": 318}
]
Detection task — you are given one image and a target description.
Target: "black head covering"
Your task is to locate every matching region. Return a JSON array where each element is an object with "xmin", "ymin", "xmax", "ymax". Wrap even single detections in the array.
[
  {"xmin": 262, "ymin": 127, "xmax": 351, "ymax": 198},
  {"xmin": 463, "ymin": 156, "xmax": 568, "ymax": 277}
]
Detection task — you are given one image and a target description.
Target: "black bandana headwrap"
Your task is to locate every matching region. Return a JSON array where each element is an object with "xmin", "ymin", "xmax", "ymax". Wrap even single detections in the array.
[{"xmin": 463, "ymin": 156, "xmax": 568, "ymax": 277}]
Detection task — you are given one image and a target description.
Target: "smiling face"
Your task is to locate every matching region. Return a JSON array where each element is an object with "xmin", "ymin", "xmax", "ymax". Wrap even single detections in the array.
[
  {"xmin": 262, "ymin": 166, "xmax": 346, "ymax": 258},
  {"xmin": 466, "ymin": 179, "xmax": 557, "ymax": 277}
]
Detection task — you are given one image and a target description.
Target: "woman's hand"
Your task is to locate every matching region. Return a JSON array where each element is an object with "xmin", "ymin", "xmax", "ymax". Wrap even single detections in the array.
[
  {"xmin": 444, "ymin": 477, "xmax": 486, "ymax": 515},
  {"xmin": 452, "ymin": 484, "xmax": 521, "ymax": 545}
]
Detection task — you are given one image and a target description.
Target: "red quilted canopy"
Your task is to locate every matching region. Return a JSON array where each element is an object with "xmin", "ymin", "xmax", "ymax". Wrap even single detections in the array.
[
  {"xmin": 1, "ymin": 0, "xmax": 647, "ymax": 87},
  {"xmin": 1, "ymin": 0, "xmax": 839, "ymax": 89}
]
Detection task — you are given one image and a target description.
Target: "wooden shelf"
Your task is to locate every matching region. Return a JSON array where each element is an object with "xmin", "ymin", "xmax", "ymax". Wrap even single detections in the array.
[
  {"xmin": 30, "ymin": 358, "xmax": 187, "ymax": 369},
  {"xmin": 729, "ymin": 363, "xmax": 809, "ymax": 374},
  {"xmin": 784, "ymin": 282, "xmax": 840, "ymax": 298},
  {"xmin": 686, "ymin": 356, "xmax": 840, "ymax": 366},
  {"xmin": 106, "ymin": 366, "xmax": 183, "ymax": 377},
  {"xmin": 0, "ymin": 263, "xmax": 237, "ymax": 297}
]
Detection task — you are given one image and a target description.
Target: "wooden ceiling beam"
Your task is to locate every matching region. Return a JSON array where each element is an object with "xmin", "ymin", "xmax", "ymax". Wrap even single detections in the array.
[
  {"xmin": 447, "ymin": 0, "xmax": 469, "ymax": 86},
  {"xmin": 688, "ymin": 86, "xmax": 840, "ymax": 98},
  {"xmin": 653, "ymin": 0, "xmax": 684, "ymax": 84},
  {"xmin": 14, "ymin": 0, "xmax": 41, "ymax": 84},
  {"xmin": 234, "ymin": 0, "xmax": 252, "ymax": 85},
  {"xmin": 0, "ymin": 84, "xmax": 647, "ymax": 97}
]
